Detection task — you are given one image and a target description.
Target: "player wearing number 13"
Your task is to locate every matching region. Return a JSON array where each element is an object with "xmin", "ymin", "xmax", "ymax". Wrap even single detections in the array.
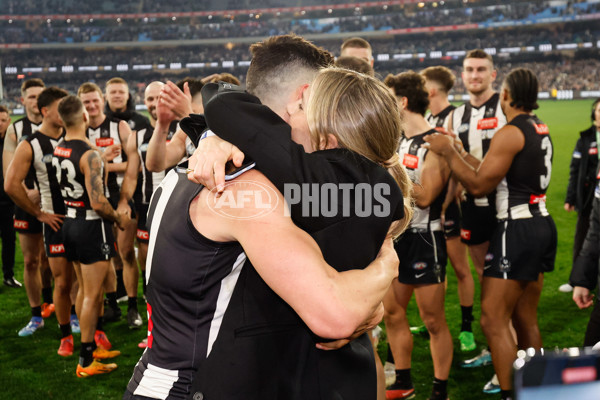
[
  {"xmin": 54, "ymin": 95, "xmax": 128, "ymax": 377},
  {"xmin": 424, "ymin": 68, "xmax": 556, "ymax": 399}
]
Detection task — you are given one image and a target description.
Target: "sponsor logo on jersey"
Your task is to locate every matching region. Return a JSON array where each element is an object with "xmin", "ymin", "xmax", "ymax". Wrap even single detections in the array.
[
  {"xmin": 460, "ymin": 229, "xmax": 471, "ymax": 240},
  {"xmin": 54, "ymin": 147, "xmax": 72, "ymax": 158},
  {"xmin": 485, "ymin": 253, "xmax": 494, "ymax": 262},
  {"xmin": 477, "ymin": 117, "xmax": 498, "ymax": 131},
  {"xmin": 96, "ymin": 137, "xmax": 114, "ymax": 147},
  {"xmin": 590, "ymin": 147, "xmax": 598, "ymax": 156},
  {"xmin": 42, "ymin": 154, "xmax": 53, "ymax": 163},
  {"xmin": 413, "ymin": 262, "xmax": 427, "ymax": 271},
  {"xmin": 65, "ymin": 200, "xmax": 85, "ymax": 208},
  {"xmin": 137, "ymin": 230, "xmax": 149, "ymax": 240},
  {"xmin": 533, "ymin": 124, "xmax": 549, "ymax": 135},
  {"xmin": 49, "ymin": 244, "xmax": 65, "ymax": 254},
  {"xmin": 529, "ymin": 194, "xmax": 547, "ymax": 204},
  {"xmin": 402, "ymin": 153, "xmax": 419, "ymax": 169},
  {"xmin": 14, "ymin": 220, "xmax": 29, "ymax": 229}
]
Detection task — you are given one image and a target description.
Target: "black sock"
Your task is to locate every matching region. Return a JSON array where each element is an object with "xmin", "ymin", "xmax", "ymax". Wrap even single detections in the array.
[
  {"xmin": 106, "ymin": 291, "xmax": 118, "ymax": 309},
  {"xmin": 387, "ymin": 345, "xmax": 395, "ymax": 365},
  {"xmin": 70, "ymin": 305, "xmax": 76, "ymax": 316},
  {"xmin": 116, "ymin": 269, "xmax": 126, "ymax": 296},
  {"xmin": 79, "ymin": 342, "xmax": 95, "ymax": 367},
  {"xmin": 128, "ymin": 296, "xmax": 138, "ymax": 311},
  {"xmin": 430, "ymin": 378, "xmax": 448, "ymax": 400},
  {"xmin": 394, "ymin": 368, "xmax": 412, "ymax": 389},
  {"xmin": 96, "ymin": 316, "xmax": 104, "ymax": 332},
  {"xmin": 32, "ymin": 306, "xmax": 42, "ymax": 318},
  {"xmin": 42, "ymin": 287, "xmax": 53, "ymax": 304},
  {"xmin": 59, "ymin": 323, "xmax": 71, "ymax": 338},
  {"xmin": 141, "ymin": 270, "xmax": 146, "ymax": 296},
  {"xmin": 461, "ymin": 305, "xmax": 474, "ymax": 332},
  {"xmin": 501, "ymin": 389, "xmax": 513, "ymax": 400}
]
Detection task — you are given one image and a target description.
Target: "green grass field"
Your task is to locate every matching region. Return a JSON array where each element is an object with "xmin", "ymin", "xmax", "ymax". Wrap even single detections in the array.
[{"xmin": 0, "ymin": 99, "xmax": 595, "ymax": 399}]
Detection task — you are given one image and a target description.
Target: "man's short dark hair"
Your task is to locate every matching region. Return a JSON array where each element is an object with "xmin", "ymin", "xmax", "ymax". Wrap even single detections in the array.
[
  {"xmin": 246, "ymin": 34, "xmax": 334, "ymax": 98},
  {"xmin": 21, "ymin": 78, "xmax": 45, "ymax": 95},
  {"xmin": 384, "ymin": 71, "xmax": 430, "ymax": 116},
  {"xmin": 341, "ymin": 37, "xmax": 372, "ymax": 52},
  {"xmin": 464, "ymin": 49, "xmax": 494, "ymax": 67},
  {"xmin": 58, "ymin": 95, "xmax": 84, "ymax": 127},
  {"xmin": 176, "ymin": 77, "xmax": 205, "ymax": 98},
  {"xmin": 37, "ymin": 87, "xmax": 69, "ymax": 111},
  {"xmin": 335, "ymin": 56, "xmax": 374, "ymax": 77},
  {"xmin": 421, "ymin": 66, "xmax": 455, "ymax": 94}
]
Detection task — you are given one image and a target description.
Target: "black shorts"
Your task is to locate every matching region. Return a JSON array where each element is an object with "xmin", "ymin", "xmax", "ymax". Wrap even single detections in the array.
[
  {"xmin": 135, "ymin": 203, "xmax": 149, "ymax": 244},
  {"xmin": 484, "ymin": 216, "xmax": 557, "ymax": 281},
  {"xmin": 43, "ymin": 223, "xmax": 66, "ymax": 258},
  {"xmin": 443, "ymin": 201, "xmax": 461, "ymax": 238},
  {"xmin": 13, "ymin": 206, "xmax": 42, "ymax": 234},
  {"xmin": 460, "ymin": 195, "xmax": 496, "ymax": 245},
  {"xmin": 396, "ymin": 230, "xmax": 447, "ymax": 285},
  {"xmin": 62, "ymin": 218, "xmax": 117, "ymax": 264}
]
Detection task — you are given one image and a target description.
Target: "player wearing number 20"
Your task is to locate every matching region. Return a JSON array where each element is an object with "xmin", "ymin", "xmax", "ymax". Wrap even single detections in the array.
[{"xmin": 424, "ymin": 68, "xmax": 557, "ymax": 397}]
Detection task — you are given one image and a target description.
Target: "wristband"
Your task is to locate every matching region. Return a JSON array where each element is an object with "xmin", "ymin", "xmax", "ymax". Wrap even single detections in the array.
[{"xmin": 200, "ymin": 129, "xmax": 216, "ymax": 141}]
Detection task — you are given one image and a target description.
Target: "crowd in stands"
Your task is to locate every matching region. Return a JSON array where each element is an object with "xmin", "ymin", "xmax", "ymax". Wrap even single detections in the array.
[{"xmin": 1, "ymin": 0, "xmax": 598, "ymax": 45}]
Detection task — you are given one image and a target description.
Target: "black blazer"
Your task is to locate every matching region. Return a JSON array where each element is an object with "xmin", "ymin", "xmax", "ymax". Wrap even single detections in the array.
[{"xmin": 184, "ymin": 83, "xmax": 405, "ymax": 400}]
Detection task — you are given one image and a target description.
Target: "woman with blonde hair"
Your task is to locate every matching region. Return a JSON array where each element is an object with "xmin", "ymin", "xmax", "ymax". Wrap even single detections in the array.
[{"xmin": 181, "ymin": 66, "xmax": 413, "ymax": 400}]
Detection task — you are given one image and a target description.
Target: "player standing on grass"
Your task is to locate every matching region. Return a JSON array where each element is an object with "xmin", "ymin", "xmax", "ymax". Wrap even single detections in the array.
[
  {"xmin": 425, "ymin": 67, "xmax": 556, "ymax": 400},
  {"xmin": 383, "ymin": 71, "xmax": 453, "ymax": 400},
  {"xmin": 422, "ymin": 65, "xmax": 477, "ymax": 353},
  {"xmin": 55, "ymin": 95, "xmax": 126, "ymax": 377},
  {"xmin": 449, "ymin": 49, "xmax": 507, "ymax": 394},
  {"xmin": 3, "ymin": 79, "xmax": 57, "ymax": 335}
]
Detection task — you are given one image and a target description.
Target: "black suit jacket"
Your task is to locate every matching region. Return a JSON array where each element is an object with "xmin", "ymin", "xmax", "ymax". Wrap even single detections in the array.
[{"xmin": 184, "ymin": 83, "xmax": 404, "ymax": 400}]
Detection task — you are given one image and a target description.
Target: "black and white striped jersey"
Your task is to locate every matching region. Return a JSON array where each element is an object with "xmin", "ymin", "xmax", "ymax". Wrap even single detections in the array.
[
  {"xmin": 452, "ymin": 93, "xmax": 507, "ymax": 160},
  {"xmin": 26, "ymin": 131, "xmax": 65, "ymax": 215},
  {"xmin": 399, "ymin": 129, "xmax": 446, "ymax": 231},
  {"xmin": 12, "ymin": 116, "xmax": 41, "ymax": 190},
  {"xmin": 86, "ymin": 117, "xmax": 123, "ymax": 201},
  {"xmin": 53, "ymin": 139, "xmax": 101, "ymax": 220},
  {"xmin": 426, "ymin": 105, "xmax": 456, "ymax": 130},
  {"xmin": 127, "ymin": 170, "xmax": 246, "ymax": 400},
  {"xmin": 135, "ymin": 126, "xmax": 166, "ymax": 205},
  {"xmin": 496, "ymin": 114, "xmax": 553, "ymax": 220}
]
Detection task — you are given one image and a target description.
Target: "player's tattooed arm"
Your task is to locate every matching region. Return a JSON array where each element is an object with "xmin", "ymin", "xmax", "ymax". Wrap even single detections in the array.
[{"xmin": 84, "ymin": 150, "xmax": 128, "ymax": 229}]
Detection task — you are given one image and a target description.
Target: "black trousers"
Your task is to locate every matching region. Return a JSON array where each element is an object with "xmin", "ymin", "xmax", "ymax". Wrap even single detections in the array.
[
  {"xmin": 0, "ymin": 202, "xmax": 15, "ymax": 279},
  {"xmin": 584, "ymin": 299, "xmax": 600, "ymax": 347},
  {"xmin": 573, "ymin": 204, "xmax": 592, "ymax": 265}
]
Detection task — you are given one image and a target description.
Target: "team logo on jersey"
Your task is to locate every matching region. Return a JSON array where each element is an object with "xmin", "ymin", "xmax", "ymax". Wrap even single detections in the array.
[
  {"xmin": 457, "ymin": 123, "xmax": 470, "ymax": 135},
  {"xmin": 460, "ymin": 229, "xmax": 471, "ymax": 241},
  {"xmin": 49, "ymin": 244, "xmax": 65, "ymax": 254},
  {"xmin": 54, "ymin": 147, "xmax": 72, "ymax": 158},
  {"xmin": 137, "ymin": 230, "xmax": 149, "ymax": 240},
  {"xmin": 533, "ymin": 124, "xmax": 549, "ymax": 135},
  {"xmin": 413, "ymin": 262, "xmax": 427, "ymax": 271},
  {"xmin": 14, "ymin": 220, "xmax": 29, "ymax": 229},
  {"xmin": 96, "ymin": 137, "xmax": 114, "ymax": 147},
  {"xmin": 42, "ymin": 154, "xmax": 53, "ymax": 163},
  {"xmin": 477, "ymin": 117, "xmax": 498, "ymax": 131},
  {"xmin": 529, "ymin": 194, "xmax": 547, "ymax": 204},
  {"xmin": 101, "ymin": 243, "xmax": 111, "ymax": 256},
  {"xmin": 402, "ymin": 154, "xmax": 419, "ymax": 169}
]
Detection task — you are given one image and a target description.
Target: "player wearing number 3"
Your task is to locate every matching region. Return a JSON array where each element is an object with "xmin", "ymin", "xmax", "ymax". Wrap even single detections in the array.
[
  {"xmin": 54, "ymin": 95, "xmax": 129, "ymax": 377},
  {"xmin": 424, "ymin": 68, "xmax": 556, "ymax": 400}
]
